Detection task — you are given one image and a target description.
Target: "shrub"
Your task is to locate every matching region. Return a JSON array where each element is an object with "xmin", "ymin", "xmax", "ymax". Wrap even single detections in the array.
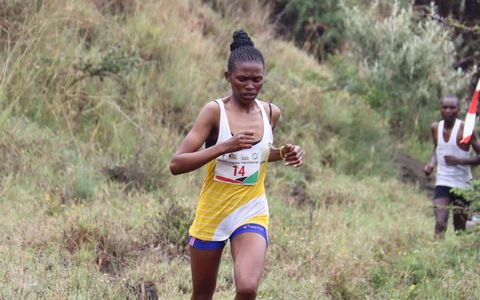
[
  {"xmin": 453, "ymin": 179, "xmax": 480, "ymax": 212},
  {"xmin": 338, "ymin": 1, "xmax": 472, "ymax": 139},
  {"xmin": 141, "ymin": 203, "xmax": 193, "ymax": 256},
  {"xmin": 268, "ymin": 0, "xmax": 345, "ymax": 61}
]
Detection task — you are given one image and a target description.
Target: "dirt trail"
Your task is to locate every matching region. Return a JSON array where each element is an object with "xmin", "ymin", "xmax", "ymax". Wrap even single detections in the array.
[{"xmin": 395, "ymin": 153, "xmax": 435, "ymax": 198}]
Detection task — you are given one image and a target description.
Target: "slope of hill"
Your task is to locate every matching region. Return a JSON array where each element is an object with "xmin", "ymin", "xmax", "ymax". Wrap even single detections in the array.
[{"xmin": 1, "ymin": 1, "xmax": 479, "ymax": 299}]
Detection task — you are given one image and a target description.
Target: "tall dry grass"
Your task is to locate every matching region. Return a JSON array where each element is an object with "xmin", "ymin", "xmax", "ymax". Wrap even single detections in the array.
[{"xmin": 0, "ymin": 0, "xmax": 479, "ymax": 299}]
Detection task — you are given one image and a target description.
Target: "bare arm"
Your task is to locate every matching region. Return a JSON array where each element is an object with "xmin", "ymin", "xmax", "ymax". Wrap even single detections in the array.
[
  {"xmin": 471, "ymin": 131, "xmax": 480, "ymax": 154},
  {"xmin": 266, "ymin": 102, "xmax": 283, "ymax": 162},
  {"xmin": 169, "ymin": 102, "xmax": 256, "ymax": 175},
  {"xmin": 445, "ymin": 131, "xmax": 480, "ymax": 166},
  {"xmin": 424, "ymin": 122, "xmax": 437, "ymax": 176}
]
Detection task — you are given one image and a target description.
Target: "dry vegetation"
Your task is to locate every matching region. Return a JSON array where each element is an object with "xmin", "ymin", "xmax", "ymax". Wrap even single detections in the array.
[{"xmin": 0, "ymin": 0, "xmax": 479, "ymax": 299}]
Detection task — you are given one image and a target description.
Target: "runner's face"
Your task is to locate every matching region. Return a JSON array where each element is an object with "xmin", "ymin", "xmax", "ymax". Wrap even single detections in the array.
[
  {"xmin": 225, "ymin": 62, "xmax": 264, "ymax": 103},
  {"xmin": 440, "ymin": 98, "xmax": 459, "ymax": 122}
]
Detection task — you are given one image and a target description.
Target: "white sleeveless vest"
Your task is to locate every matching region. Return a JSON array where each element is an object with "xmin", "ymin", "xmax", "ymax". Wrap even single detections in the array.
[{"xmin": 435, "ymin": 119, "xmax": 472, "ymax": 188}]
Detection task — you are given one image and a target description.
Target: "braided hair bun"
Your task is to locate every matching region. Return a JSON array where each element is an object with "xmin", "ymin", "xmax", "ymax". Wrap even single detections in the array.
[
  {"xmin": 227, "ymin": 29, "xmax": 264, "ymax": 71},
  {"xmin": 230, "ymin": 30, "xmax": 254, "ymax": 51}
]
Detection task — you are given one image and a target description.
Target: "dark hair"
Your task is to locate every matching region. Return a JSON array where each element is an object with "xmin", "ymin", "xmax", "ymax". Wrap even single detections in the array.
[{"xmin": 227, "ymin": 30, "xmax": 264, "ymax": 72}]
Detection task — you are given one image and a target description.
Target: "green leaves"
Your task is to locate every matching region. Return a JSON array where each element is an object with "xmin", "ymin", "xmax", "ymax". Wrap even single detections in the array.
[
  {"xmin": 74, "ymin": 46, "xmax": 141, "ymax": 83},
  {"xmin": 452, "ymin": 180, "xmax": 480, "ymax": 211},
  {"xmin": 271, "ymin": 0, "xmax": 345, "ymax": 60},
  {"xmin": 340, "ymin": 1, "xmax": 472, "ymax": 138}
]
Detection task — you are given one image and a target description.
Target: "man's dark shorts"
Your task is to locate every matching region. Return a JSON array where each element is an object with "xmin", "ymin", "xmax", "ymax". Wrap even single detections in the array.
[{"xmin": 434, "ymin": 185, "xmax": 470, "ymax": 207}]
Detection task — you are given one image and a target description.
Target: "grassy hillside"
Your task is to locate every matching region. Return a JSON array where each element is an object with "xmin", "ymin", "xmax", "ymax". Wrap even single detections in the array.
[{"xmin": 1, "ymin": 0, "xmax": 479, "ymax": 299}]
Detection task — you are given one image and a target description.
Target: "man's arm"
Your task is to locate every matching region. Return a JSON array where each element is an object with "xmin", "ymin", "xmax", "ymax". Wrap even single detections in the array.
[
  {"xmin": 424, "ymin": 122, "xmax": 438, "ymax": 176},
  {"xmin": 445, "ymin": 131, "xmax": 480, "ymax": 166}
]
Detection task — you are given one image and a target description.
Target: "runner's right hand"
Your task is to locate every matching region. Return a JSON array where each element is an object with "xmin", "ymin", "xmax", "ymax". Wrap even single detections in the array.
[
  {"xmin": 222, "ymin": 130, "xmax": 256, "ymax": 153},
  {"xmin": 424, "ymin": 163, "xmax": 434, "ymax": 176}
]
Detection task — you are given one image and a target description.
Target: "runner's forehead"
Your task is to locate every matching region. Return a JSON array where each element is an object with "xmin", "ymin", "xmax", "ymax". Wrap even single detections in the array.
[{"xmin": 441, "ymin": 97, "xmax": 459, "ymax": 107}]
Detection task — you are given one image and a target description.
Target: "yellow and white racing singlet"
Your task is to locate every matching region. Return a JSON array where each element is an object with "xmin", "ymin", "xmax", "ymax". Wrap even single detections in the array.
[{"xmin": 189, "ymin": 99, "xmax": 273, "ymax": 241}]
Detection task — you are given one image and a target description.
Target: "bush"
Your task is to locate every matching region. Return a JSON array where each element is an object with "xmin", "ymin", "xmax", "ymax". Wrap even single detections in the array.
[
  {"xmin": 337, "ymin": 1, "xmax": 472, "ymax": 139},
  {"xmin": 269, "ymin": 0, "xmax": 345, "ymax": 61},
  {"xmin": 453, "ymin": 179, "xmax": 480, "ymax": 212}
]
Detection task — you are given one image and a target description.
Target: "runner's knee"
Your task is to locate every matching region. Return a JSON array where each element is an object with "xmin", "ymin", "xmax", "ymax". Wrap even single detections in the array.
[{"xmin": 236, "ymin": 283, "xmax": 258, "ymax": 299}]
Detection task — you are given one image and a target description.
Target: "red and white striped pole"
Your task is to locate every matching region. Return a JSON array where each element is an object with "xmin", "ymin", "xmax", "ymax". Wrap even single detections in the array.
[{"xmin": 460, "ymin": 78, "xmax": 480, "ymax": 144}]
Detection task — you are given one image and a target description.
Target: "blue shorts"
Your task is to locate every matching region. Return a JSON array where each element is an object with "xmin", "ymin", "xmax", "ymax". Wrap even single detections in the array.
[{"xmin": 189, "ymin": 224, "xmax": 268, "ymax": 250}]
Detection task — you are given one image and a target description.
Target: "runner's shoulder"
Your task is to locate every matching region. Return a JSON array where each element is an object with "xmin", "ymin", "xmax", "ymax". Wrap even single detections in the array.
[
  {"xmin": 202, "ymin": 99, "xmax": 222, "ymax": 114},
  {"xmin": 258, "ymin": 100, "xmax": 281, "ymax": 119},
  {"xmin": 195, "ymin": 100, "xmax": 221, "ymax": 125}
]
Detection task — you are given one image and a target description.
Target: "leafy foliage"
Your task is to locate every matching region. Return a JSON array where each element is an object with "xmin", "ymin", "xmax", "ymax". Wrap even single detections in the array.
[
  {"xmin": 269, "ymin": 0, "xmax": 345, "ymax": 60},
  {"xmin": 2, "ymin": 0, "xmax": 480, "ymax": 299},
  {"xmin": 337, "ymin": 1, "xmax": 472, "ymax": 139},
  {"xmin": 74, "ymin": 46, "xmax": 141, "ymax": 83},
  {"xmin": 417, "ymin": 0, "xmax": 480, "ymax": 81},
  {"xmin": 452, "ymin": 180, "xmax": 480, "ymax": 211}
]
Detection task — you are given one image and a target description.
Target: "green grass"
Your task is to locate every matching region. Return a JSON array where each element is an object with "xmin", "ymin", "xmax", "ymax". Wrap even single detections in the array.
[{"xmin": 0, "ymin": 0, "xmax": 479, "ymax": 299}]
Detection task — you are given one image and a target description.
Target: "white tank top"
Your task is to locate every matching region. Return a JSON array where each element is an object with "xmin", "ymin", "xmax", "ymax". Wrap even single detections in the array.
[
  {"xmin": 214, "ymin": 99, "xmax": 273, "ymax": 185},
  {"xmin": 435, "ymin": 119, "xmax": 472, "ymax": 188}
]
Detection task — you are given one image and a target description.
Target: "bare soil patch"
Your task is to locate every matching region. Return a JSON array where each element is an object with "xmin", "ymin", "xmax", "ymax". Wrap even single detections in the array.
[{"xmin": 395, "ymin": 153, "xmax": 434, "ymax": 198}]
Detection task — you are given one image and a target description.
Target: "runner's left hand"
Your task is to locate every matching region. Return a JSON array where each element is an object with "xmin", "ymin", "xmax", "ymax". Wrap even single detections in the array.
[
  {"xmin": 444, "ymin": 155, "xmax": 461, "ymax": 166},
  {"xmin": 282, "ymin": 144, "xmax": 303, "ymax": 167}
]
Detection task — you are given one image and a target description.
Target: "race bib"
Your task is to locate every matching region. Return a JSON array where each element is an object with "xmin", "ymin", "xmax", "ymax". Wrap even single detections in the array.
[{"xmin": 214, "ymin": 151, "xmax": 261, "ymax": 185}]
